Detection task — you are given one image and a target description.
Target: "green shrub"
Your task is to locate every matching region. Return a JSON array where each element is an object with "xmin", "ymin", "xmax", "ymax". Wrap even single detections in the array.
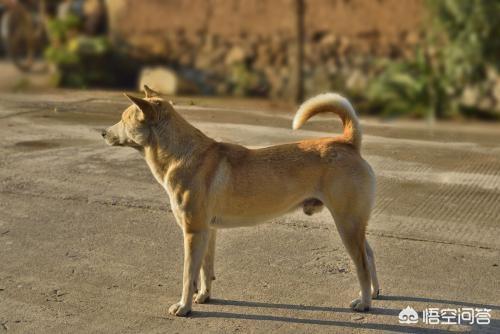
[
  {"xmin": 229, "ymin": 62, "xmax": 267, "ymax": 96},
  {"xmin": 368, "ymin": 0, "xmax": 500, "ymax": 119},
  {"xmin": 44, "ymin": 15, "xmax": 135, "ymax": 88},
  {"xmin": 368, "ymin": 48, "xmax": 455, "ymax": 119}
]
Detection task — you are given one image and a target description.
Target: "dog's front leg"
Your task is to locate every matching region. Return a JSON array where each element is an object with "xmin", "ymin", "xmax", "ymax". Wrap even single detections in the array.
[
  {"xmin": 194, "ymin": 229, "xmax": 216, "ymax": 304},
  {"xmin": 169, "ymin": 230, "xmax": 209, "ymax": 316}
]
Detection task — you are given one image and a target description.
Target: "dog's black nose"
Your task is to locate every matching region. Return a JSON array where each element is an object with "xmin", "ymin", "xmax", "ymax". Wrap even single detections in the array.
[{"xmin": 101, "ymin": 130, "xmax": 107, "ymax": 138}]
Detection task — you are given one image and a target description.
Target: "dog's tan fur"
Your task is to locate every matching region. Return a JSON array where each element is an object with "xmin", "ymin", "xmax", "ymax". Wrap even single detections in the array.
[{"xmin": 103, "ymin": 86, "xmax": 379, "ymax": 316}]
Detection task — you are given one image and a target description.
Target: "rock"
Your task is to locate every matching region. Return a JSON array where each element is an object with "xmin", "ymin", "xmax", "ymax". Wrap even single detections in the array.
[
  {"xmin": 138, "ymin": 67, "xmax": 178, "ymax": 95},
  {"xmin": 319, "ymin": 33, "xmax": 337, "ymax": 50},
  {"xmin": 492, "ymin": 80, "xmax": 500, "ymax": 105},
  {"xmin": 178, "ymin": 53, "xmax": 194, "ymax": 67},
  {"xmin": 486, "ymin": 65, "xmax": 498, "ymax": 82},
  {"xmin": 352, "ymin": 54, "xmax": 366, "ymax": 67},
  {"xmin": 305, "ymin": 67, "xmax": 331, "ymax": 94},
  {"xmin": 346, "ymin": 69, "xmax": 368, "ymax": 92},
  {"xmin": 478, "ymin": 95, "xmax": 495, "ymax": 111},
  {"xmin": 265, "ymin": 67, "xmax": 286, "ymax": 98},
  {"xmin": 337, "ymin": 36, "xmax": 351, "ymax": 56},
  {"xmin": 195, "ymin": 55, "xmax": 211, "ymax": 71},
  {"xmin": 461, "ymin": 86, "xmax": 480, "ymax": 106},
  {"xmin": 225, "ymin": 46, "xmax": 246, "ymax": 66},
  {"xmin": 254, "ymin": 47, "xmax": 270, "ymax": 69},
  {"xmin": 405, "ymin": 31, "xmax": 420, "ymax": 45}
]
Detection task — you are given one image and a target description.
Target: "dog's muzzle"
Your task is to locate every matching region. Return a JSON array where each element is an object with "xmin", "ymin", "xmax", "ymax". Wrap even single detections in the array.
[{"xmin": 101, "ymin": 129, "xmax": 118, "ymax": 145}]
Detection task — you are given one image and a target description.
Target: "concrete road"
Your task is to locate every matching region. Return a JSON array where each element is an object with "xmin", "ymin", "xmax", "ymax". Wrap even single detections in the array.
[{"xmin": 0, "ymin": 91, "xmax": 499, "ymax": 333}]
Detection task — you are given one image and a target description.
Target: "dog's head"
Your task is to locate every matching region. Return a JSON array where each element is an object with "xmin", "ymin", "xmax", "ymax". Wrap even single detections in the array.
[{"xmin": 102, "ymin": 85, "xmax": 172, "ymax": 148}]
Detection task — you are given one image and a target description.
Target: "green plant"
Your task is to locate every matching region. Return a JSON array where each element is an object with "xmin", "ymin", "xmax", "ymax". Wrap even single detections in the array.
[
  {"xmin": 368, "ymin": 0, "xmax": 500, "ymax": 119},
  {"xmin": 368, "ymin": 48, "xmax": 454, "ymax": 119},
  {"xmin": 229, "ymin": 62, "xmax": 266, "ymax": 96},
  {"xmin": 45, "ymin": 14, "xmax": 80, "ymax": 44},
  {"xmin": 44, "ymin": 15, "xmax": 132, "ymax": 88},
  {"xmin": 427, "ymin": 0, "xmax": 500, "ymax": 84}
]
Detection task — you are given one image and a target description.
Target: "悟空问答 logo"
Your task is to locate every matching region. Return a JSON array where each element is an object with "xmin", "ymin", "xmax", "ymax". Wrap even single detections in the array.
[{"xmin": 399, "ymin": 306, "xmax": 419, "ymax": 324}]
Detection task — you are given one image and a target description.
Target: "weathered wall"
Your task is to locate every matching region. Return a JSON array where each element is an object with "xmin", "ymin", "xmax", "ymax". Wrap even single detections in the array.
[
  {"xmin": 105, "ymin": 0, "xmax": 425, "ymax": 97},
  {"xmin": 107, "ymin": 0, "xmax": 423, "ymax": 53}
]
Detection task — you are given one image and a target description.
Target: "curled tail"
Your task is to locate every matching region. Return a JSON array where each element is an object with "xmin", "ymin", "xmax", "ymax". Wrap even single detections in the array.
[{"xmin": 292, "ymin": 93, "xmax": 362, "ymax": 151}]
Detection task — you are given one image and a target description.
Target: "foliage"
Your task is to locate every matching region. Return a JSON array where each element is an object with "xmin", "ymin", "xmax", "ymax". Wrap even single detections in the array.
[
  {"xmin": 368, "ymin": 48, "xmax": 455, "ymax": 119},
  {"xmin": 368, "ymin": 0, "xmax": 500, "ymax": 119},
  {"xmin": 45, "ymin": 14, "xmax": 80, "ymax": 44},
  {"xmin": 229, "ymin": 62, "xmax": 267, "ymax": 96},
  {"xmin": 44, "ymin": 15, "xmax": 135, "ymax": 88},
  {"xmin": 426, "ymin": 0, "xmax": 500, "ymax": 83}
]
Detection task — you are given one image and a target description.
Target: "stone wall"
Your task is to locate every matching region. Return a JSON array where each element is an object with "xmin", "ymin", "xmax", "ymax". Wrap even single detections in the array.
[
  {"xmin": 106, "ymin": 0, "xmax": 424, "ymax": 97},
  {"xmin": 107, "ymin": 0, "xmax": 423, "ymax": 51}
]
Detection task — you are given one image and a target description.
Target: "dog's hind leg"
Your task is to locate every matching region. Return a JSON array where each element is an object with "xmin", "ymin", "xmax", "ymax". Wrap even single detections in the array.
[
  {"xmin": 365, "ymin": 240, "xmax": 380, "ymax": 298},
  {"xmin": 328, "ymin": 208, "xmax": 372, "ymax": 311},
  {"xmin": 194, "ymin": 229, "xmax": 216, "ymax": 304}
]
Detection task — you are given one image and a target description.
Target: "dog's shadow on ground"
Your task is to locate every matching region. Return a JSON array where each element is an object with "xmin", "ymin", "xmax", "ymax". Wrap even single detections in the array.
[{"xmin": 191, "ymin": 295, "xmax": 499, "ymax": 333}]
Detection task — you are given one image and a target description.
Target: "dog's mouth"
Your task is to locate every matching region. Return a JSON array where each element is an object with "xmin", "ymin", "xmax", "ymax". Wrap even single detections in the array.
[
  {"xmin": 101, "ymin": 127, "xmax": 143, "ymax": 148},
  {"xmin": 101, "ymin": 129, "xmax": 124, "ymax": 146},
  {"xmin": 103, "ymin": 135, "xmax": 141, "ymax": 148},
  {"xmin": 123, "ymin": 140, "xmax": 142, "ymax": 148},
  {"xmin": 103, "ymin": 135, "xmax": 119, "ymax": 146}
]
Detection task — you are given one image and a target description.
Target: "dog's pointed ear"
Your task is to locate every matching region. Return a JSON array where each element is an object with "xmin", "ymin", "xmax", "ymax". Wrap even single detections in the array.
[
  {"xmin": 124, "ymin": 93, "xmax": 155, "ymax": 121},
  {"xmin": 143, "ymin": 85, "xmax": 160, "ymax": 98}
]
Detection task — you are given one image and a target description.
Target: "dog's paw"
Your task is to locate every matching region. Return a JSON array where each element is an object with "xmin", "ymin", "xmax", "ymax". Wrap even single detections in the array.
[
  {"xmin": 360, "ymin": 288, "xmax": 380, "ymax": 299},
  {"xmin": 168, "ymin": 302, "xmax": 191, "ymax": 317},
  {"xmin": 350, "ymin": 298, "xmax": 370, "ymax": 312},
  {"xmin": 194, "ymin": 290, "xmax": 211, "ymax": 304}
]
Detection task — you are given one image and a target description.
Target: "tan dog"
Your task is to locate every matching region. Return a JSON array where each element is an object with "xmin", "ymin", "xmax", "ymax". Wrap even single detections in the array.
[{"xmin": 102, "ymin": 86, "xmax": 380, "ymax": 316}]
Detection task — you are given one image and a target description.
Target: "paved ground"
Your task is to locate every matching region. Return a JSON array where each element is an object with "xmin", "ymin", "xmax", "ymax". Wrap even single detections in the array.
[{"xmin": 0, "ymin": 91, "xmax": 499, "ymax": 333}]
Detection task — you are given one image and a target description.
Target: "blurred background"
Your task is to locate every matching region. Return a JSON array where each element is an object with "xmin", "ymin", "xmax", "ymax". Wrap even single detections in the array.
[
  {"xmin": 1, "ymin": 3, "xmax": 500, "ymax": 331},
  {"xmin": 1, "ymin": 0, "xmax": 500, "ymax": 121}
]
